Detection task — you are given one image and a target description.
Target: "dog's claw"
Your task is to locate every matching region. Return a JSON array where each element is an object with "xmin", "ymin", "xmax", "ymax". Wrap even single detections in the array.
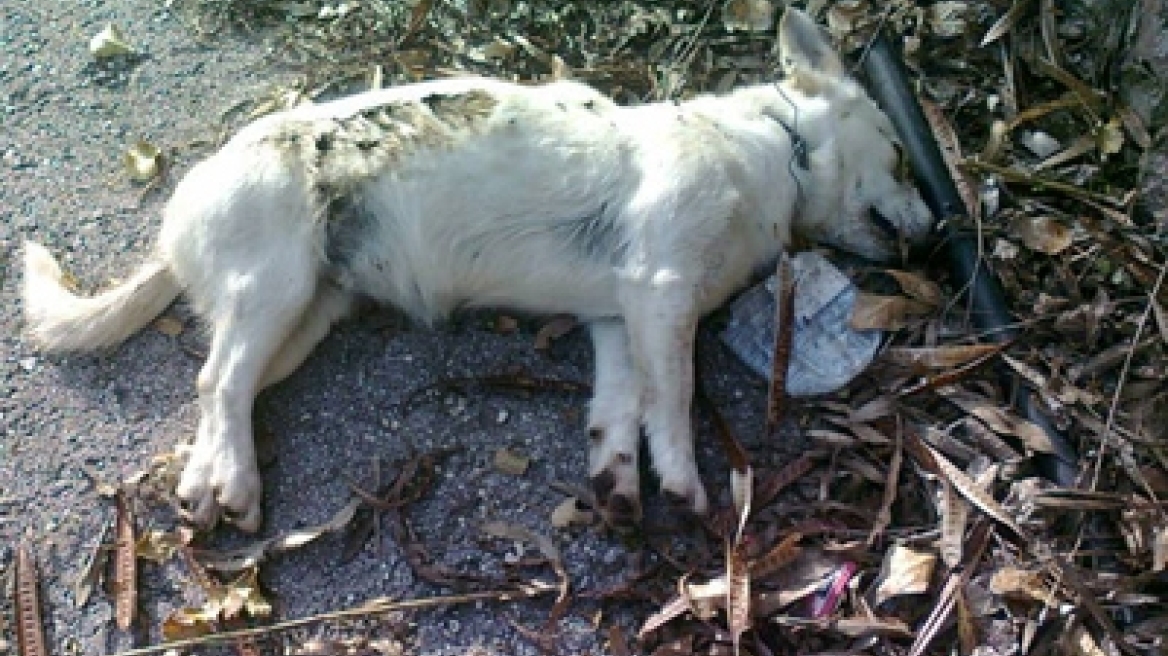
[
  {"xmin": 590, "ymin": 466, "xmax": 642, "ymax": 529},
  {"xmin": 590, "ymin": 469, "xmax": 616, "ymax": 502},
  {"xmin": 178, "ymin": 491, "xmax": 220, "ymax": 530},
  {"xmin": 605, "ymin": 493, "xmax": 641, "ymax": 529},
  {"xmin": 223, "ymin": 505, "xmax": 261, "ymax": 533},
  {"xmin": 660, "ymin": 478, "xmax": 709, "ymax": 518},
  {"xmin": 176, "ymin": 443, "xmax": 263, "ymax": 533}
]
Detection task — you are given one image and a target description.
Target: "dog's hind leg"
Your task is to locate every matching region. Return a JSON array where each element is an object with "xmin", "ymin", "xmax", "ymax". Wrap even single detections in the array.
[
  {"xmin": 177, "ymin": 259, "xmax": 318, "ymax": 532},
  {"xmin": 587, "ymin": 319, "xmax": 644, "ymax": 528},
  {"xmin": 259, "ymin": 281, "xmax": 353, "ymax": 390},
  {"xmin": 621, "ymin": 281, "xmax": 709, "ymax": 518}
]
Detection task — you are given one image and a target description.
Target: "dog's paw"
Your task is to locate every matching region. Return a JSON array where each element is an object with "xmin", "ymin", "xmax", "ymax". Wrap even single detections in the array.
[
  {"xmin": 659, "ymin": 467, "xmax": 709, "ymax": 518},
  {"xmin": 589, "ymin": 454, "xmax": 641, "ymax": 530},
  {"xmin": 176, "ymin": 443, "xmax": 262, "ymax": 532}
]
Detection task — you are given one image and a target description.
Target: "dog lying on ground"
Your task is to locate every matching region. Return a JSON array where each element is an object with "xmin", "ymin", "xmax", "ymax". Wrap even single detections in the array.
[{"xmin": 22, "ymin": 8, "xmax": 931, "ymax": 532}]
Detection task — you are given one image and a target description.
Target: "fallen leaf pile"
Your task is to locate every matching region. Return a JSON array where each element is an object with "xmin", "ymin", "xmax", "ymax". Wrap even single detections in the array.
[{"xmin": 11, "ymin": 0, "xmax": 1166, "ymax": 654}]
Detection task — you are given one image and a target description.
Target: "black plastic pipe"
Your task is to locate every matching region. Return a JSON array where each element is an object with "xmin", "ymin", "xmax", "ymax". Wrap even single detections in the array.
[{"xmin": 860, "ymin": 35, "xmax": 1079, "ymax": 486}]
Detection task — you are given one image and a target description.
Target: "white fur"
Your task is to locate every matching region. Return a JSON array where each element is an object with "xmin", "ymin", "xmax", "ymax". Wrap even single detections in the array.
[{"xmin": 21, "ymin": 9, "xmax": 931, "ymax": 531}]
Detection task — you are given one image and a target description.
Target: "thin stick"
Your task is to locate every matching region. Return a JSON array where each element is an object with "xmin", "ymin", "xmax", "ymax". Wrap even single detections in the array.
[
  {"xmin": 106, "ymin": 585, "xmax": 555, "ymax": 656},
  {"xmin": 1090, "ymin": 257, "xmax": 1168, "ymax": 504},
  {"xmin": 766, "ymin": 255, "xmax": 796, "ymax": 436},
  {"xmin": 960, "ymin": 160, "xmax": 1125, "ymax": 208}
]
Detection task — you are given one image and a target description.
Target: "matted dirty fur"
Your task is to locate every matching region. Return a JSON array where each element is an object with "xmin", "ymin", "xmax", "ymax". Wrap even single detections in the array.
[{"xmin": 22, "ymin": 9, "xmax": 931, "ymax": 532}]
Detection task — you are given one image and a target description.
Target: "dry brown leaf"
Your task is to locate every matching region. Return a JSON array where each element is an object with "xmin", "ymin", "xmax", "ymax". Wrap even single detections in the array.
[
  {"xmin": 942, "ymin": 389, "xmax": 1057, "ymax": 453},
  {"xmin": 221, "ymin": 568, "xmax": 272, "ymax": 620},
  {"xmin": 533, "ymin": 314, "xmax": 576, "ymax": 350},
  {"xmin": 1034, "ymin": 134, "xmax": 1095, "ymax": 171},
  {"xmin": 89, "ymin": 23, "xmax": 136, "ymax": 58},
  {"xmin": 549, "ymin": 55, "xmax": 571, "ymax": 81},
  {"xmin": 988, "ymin": 567, "xmax": 1057, "ymax": 605},
  {"xmin": 807, "ymin": 428, "xmax": 859, "ymax": 446},
  {"xmin": 938, "ymin": 478, "xmax": 969, "ymax": 568},
  {"xmin": 549, "ymin": 496, "xmax": 593, "ymax": 528},
  {"xmin": 1097, "ymin": 117, "xmax": 1125, "ymax": 158},
  {"xmin": 956, "ymin": 589, "xmax": 979, "ymax": 653},
  {"xmin": 493, "ymin": 448, "xmax": 530, "ymax": 476},
  {"xmin": 754, "ymin": 550, "xmax": 852, "ymax": 616},
  {"xmin": 850, "ymin": 293, "xmax": 933, "ymax": 331},
  {"xmin": 482, "ymin": 520, "xmax": 561, "ymax": 566},
  {"xmin": 1009, "ymin": 216, "xmax": 1074, "ymax": 255},
  {"xmin": 726, "ymin": 538, "xmax": 751, "ymax": 652},
  {"xmin": 15, "ymin": 545, "xmax": 48, "ymax": 656},
  {"xmin": 872, "ymin": 544, "xmax": 936, "ymax": 606},
  {"xmin": 883, "ymin": 343, "xmax": 1004, "ymax": 370},
  {"xmin": 161, "ymin": 608, "xmax": 217, "ymax": 642},
  {"xmin": 196, "ymin": 498, "xmax": 359, "ymax": 572},
  {"xmin": 767, "ymin": 254, "xmax": 795, "ymax": 434},
  {"xmin": 981, "ymin": 0, "xmax": 1037, "ymax": 46},
  {"xmin": 1068, "ymin": 624, "xmax": 1109, "ymax": 656},
  {"xmin": 884, "ymin": 269, "xmax": 944, "ymax": 306},
  {"xmin": 1117, "ymin": 103, "xmax": 1152, "ymax": 150},
  {"xmin": 920, "ymin": 99, "xmax": 980, "ymax": 221},
  {"xmin": 927, "ymin": 1, "xmax": 970, "ymax": 38},
  {"xmin": 114, "ymin": 492, "xmax": 137, "ymax": 631},
  {"xmin": 770, "ymin": 614, "xmax": 913, "ymax": 637},
  {"xmin": 1153, "ymin": 524, "xmax": 1168, "ymax": 572},
  {"xmin": 493, "ymin": 314, "xmax": 518, "ymax": 334},
  {"xmin": 606, "ymin": 624, "xmax": 632, "ymax": 656},
  {"xmin": 749, "ymin": 532, "xmax": 803, "ymax": 579},
  {"xmin": 722, "ymin": 0, "xmax": 773, "ymax": 32},
  {"xmin": 641, "ymin": 576, "xmax": 728, "ymax": 638},
  {"xmin": 136, "ymin": 529, "xmax": 183, "ymax": 563},
  {"xmin": 1152, "ymin": 296, "xmax": 1168, "ymax": 346},
  {"xmin": 731, "ymin": 466, "xmax": 752, "ymax": 542},
  {"xmin": 153, "ymin": 315, "xmax": 184, "ymax": 337},
  {"xmin": 851, "ymin": 395, "xmax": 897, "ymax": 423},
  {"xmin": 922, "ymin": 441, "xmax": 1026, "ymax": 538},
  {"xmin": 404, "ymin": 0, "xmax": 434, "ymax": 39},
  {"xmin": 869, "ymin": 431, "xmax": 902, "ymax": 546},
  {"xmin": 481, "ymin": 520, "xmax": 569, "ymax": 614},
  {"xmin": 73, "ymin": 524, "xmax": 110, "ymax": 609},
  {"xmin": 123, "ymin": 140, "xmax": 161, "ymax": 183},
  {"xmin": 845, "ymin": 420, "xmax": 892, "ymax": 445},
  {"xmin": 638, "ymin": 593, "xmax": 694, "ymax": 638}
]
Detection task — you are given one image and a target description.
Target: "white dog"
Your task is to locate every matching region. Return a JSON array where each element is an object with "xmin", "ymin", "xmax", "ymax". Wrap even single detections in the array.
[{"xmin": 23, "ymin": 9, "xmax": 931, "ymax": 532}]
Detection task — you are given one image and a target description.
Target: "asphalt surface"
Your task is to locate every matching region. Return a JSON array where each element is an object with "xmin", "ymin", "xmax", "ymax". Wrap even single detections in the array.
[{"xmin": 0, "ymin": 2, "xmax": 782, "ymax": 654}]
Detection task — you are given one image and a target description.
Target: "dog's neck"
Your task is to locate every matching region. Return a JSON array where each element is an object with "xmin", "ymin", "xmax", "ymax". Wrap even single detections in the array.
[{"xmin": 760, "ymin": 83, "xmax": 812, "ymax": 170}]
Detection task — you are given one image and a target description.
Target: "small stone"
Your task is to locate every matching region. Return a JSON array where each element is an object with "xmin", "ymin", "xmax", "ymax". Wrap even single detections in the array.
[
  {"xmin": 492, "ymin": 448, "xmax": 529, "ymax": 476},
  {"xmin": 19, "ymin": 357, "xmax": 37, "ymax": 372}
]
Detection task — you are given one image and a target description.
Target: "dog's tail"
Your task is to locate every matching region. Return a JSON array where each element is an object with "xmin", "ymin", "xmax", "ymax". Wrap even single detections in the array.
[{"xmin": 22, "ymin": 241, "xmax": 181, "ymax": 352}]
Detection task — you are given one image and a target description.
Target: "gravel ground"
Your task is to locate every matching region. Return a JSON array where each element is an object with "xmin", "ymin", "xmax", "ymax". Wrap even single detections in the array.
[
  {"xmin": 5, "ymin": 3, "xmax": 1166, "ymax": 656},
  {"xmin": 0, "ymin": 2, "xmax": 784, "ymax": 654}
]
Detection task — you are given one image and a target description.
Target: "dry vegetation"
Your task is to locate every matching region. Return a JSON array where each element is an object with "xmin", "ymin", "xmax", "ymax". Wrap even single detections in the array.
[{"xmin": 16, "ymin": 1, "xmax": 1166, "ymax": 655}]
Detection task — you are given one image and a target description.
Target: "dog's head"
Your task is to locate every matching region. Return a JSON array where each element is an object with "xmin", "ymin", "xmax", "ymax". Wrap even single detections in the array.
[{"xmin": 776, "ymin": 8, "xmax": 933, "ymax": 261}]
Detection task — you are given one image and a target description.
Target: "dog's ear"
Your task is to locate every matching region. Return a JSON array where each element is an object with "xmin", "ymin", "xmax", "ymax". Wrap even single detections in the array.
[{"xmin": 778, "ymin": 8, "xmax": 844, "ymax": 80}]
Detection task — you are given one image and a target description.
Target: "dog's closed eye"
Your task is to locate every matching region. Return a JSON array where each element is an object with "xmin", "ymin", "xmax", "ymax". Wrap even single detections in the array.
[
  {"xmin": 868, "ymin": 208, "xmax": 898, "ymax": 239},
  {"xmin": 893, "ymin": 143, "xmax": 912, "ymax": 183}
]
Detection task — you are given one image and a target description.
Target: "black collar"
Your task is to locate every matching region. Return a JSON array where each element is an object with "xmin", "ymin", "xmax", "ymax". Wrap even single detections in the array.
[{"xmin": 773, "ymin": 114, "xmax": 810, "ymax": 170}]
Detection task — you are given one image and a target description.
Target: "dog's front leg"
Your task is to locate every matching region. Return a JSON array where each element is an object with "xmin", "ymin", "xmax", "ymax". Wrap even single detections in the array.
[
  {"xmin": 623, "ymin": 280, "xmax": 710, "ymax": 517},
  {"xmin": 587, "ymin": 319, "xmax": 644, "ymax": 528}
]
